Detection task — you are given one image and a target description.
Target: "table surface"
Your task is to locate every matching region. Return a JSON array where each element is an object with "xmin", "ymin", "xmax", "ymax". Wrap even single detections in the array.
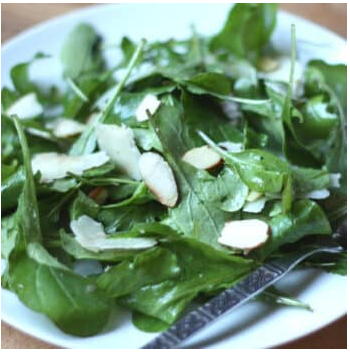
[{"xmin": 1, "ymin": 3, "xmax": 347, "ymax": 350}]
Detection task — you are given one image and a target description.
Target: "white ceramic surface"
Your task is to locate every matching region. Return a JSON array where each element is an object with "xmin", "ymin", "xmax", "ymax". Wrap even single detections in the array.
[{"xmin": 1, "ymin": 3, "xmax": 347, "ymax": 349}]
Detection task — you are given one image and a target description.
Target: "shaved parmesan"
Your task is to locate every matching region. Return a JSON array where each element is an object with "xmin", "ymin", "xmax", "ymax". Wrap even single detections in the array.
[
  {"xmin": 306, "ymin": 189, "xmax": 330, "ymax": 200},
  {"xmin": 243, "ymin": 197, "xmax": 267, "ymax": 213},
  {"xmin": 139, "ymin": 152, "xmax": 178, "ymax": 207},
  {"xmin": 135, "ymin": 94, "xmax": 161, "ymax": 122},
  {"xmin": 182, "ymin": 145, "xmax": 222, "ymax": 170},
  {"xmin": 95, "ymin": 124, "xmax": 141, "ymax": 180},
  {"xmin": 218, "ymin": 219, "xmax": 270, "ymax": 251},
  {"xmin": 32, "ymin": 151, "xmax": 109, "ymax": 183},
  {"xmin": 70, "ymin": 215, "xmax": 156, "ymax": 252},
  {"xmin": 330, "ymin": 173, "xmax": 341, "ymax": 188},
  {"xmin": 6, "ymin": 93, "xmax": 43, "ymax": 120},
  {"xmin": 218, "ymin": 141, "xmax": 243, "ymax": 153},
  {"xmin": 46, "ymin": 118, "xmax": 86, "ymax": 138}
]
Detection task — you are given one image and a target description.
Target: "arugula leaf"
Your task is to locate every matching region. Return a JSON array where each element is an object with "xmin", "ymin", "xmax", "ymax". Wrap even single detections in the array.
[
  {"xmin": 257, "ymin": 286, "xmax": 312, "ymax": 311},
  {"xmin": 132, "ymin": 312, "xmax": 169, "ymax": 332},
  {"xmin": 69, "ymin": 190, "xmax": 100, "ymax": 220},
  {"xmin": 7, "ymin": 117, "xmax": 112, "ymax": 336},
  {"xmin": 255, "ymin": 199, "xmax": 331, "ymax": 259},
  {"xmin": 13, "ymin": 117, "xmax": 42, "ymax": 244},
  {"xmin": 98, "ymin": 202, "xmax": 165, "ymax": 234},
  {"xmin": 210, "ymin": 4, "xmax": 277, "ymax": 62},
  {"xmin": 97, "ymin": 247, "xmax": 180, "ymax": 297},
  {"xmin": 150, "ymin": 98, "xmax": 231, "ymax": 250},
  {"xmin": 60, "ymin": 24, "xmax": 104, "ymax": 79},
  {"xmin": 119, "ymin": 238, "xmax": 254, "ymax": 324},
  {"xmin": 8, "ymin": 253, "xmax": 112, "ymax": 336},
  {"xmin": 196, "ymin": 167, "xmax": 248, "ymax": 212}
]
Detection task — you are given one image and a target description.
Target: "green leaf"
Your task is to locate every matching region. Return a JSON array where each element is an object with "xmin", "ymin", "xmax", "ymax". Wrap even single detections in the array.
[
  {"xmin": 307, "ymin": 60, "xmax": 346, "ymax": 111},
  {"xmin": 150, "ymin": 98, "xmax": 231, "ymax": 250},
  {"xmin": 184, "ymin": 72, "xmax": 232, "ymax": 96},
  {"xmin": 8, "ymin": 252, "xmax": 111, "ymax": 336},
  {"xmin": 103, "ymin": 182, "xmax": 154, "ymax": 209},
  {"xmin": 98, "ymin": 202, "xmax": 165, "ymax": 234},
  {"xmin": 1, "ymin": 166, "xmax": 25, "ymax": 212},
  {"xmin": 256, "ymin": 199, "xmax": 332, "ymax": 259},
  {"xmin": 60, "ymin": 24, "xmax": 104, "ymax": 79},
  {"xmin": 120, "ymin": 238, "xmax": 254, "ymax": 324},
  {"xmin": 210, "ymin": 4, "xmax": 277, "ymax": 61},
  {"xmin": 257, "ymin": 286, "xmax": 312, "ymax": 311},
  {"xmin": 69, "ymin": 190, "xmax": 100, "ymax": 220},
  {"xmin": 196, "ymin": 167, "xmax": 249, "ymax": 212},
  {"xmin": 132, "ymin": 311, "xmax": 169, "ymax": 333},
  {"xmin": 96, "ymin": 247, "xmax": 180, "ymax": 297},
  {"xmin": 10, "ymin": 52, "xmax": 49, "ymax": 95},
  {"xmin": 291, "ymin": 166, "xmax": 331, "ymax": 196},
  {"xmin": 13, "ymin": 117, "xmax": 42, "ymax": 244}
]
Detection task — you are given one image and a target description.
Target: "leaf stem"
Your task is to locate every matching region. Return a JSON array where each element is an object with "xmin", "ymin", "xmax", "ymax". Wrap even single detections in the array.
[
  {"xmin": 70, "ymin": 39, "xmax": 146, "ymax": 155},
  {"xmin": 66, "ymin": 77, "xmax": 89, "ymax": 102},
  {"xmin": 13, "ymin": 116, "xmax": 42, "ymax": 242}
]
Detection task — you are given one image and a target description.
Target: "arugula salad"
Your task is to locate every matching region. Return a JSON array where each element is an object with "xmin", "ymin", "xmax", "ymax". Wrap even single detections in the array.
[{"xmin": 1, "ymin": 4, "xmax": 346, "ymax": 337}]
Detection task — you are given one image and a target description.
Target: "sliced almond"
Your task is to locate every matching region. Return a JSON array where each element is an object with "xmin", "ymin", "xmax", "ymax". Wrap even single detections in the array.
[
  {"xmin": 139, "ymin": 152, "xmax": 178, "ymax": 207},
  {"xmin": 246, "ymin": 191, "xmax": 263, "ymax": 202},
  {"xmin": 95, "ymin": 123, "xmax": 141, "ymax": 180},
  {"xmin": 218, "ymin": 141, "xmax": 243, "ymax": 153},
  {"xmin": 218, "ymin": 219, "xmax": 270, "ymax": 251},
  {"xmin": 243, "ymin": 197, "xmax": 267, "ymax": 213},
  {"xmin": 70, "ymin": 215, "xmax": 156, "ymax": 252},
  {"xmin": 46, "ymin": 117, "xmax": 86, "ymax": 138},
  {"xmin": 6, "ymin": 92, "xmax": 43, "ymax": 120},
  {"xmin": 182, "ymin": 145, "xmax": 222, "ymax": 170},
  {"xmin": 306, "ymin": 189, "xmax": 330, "ymax": 200},
  {"xmin": 89, "ymin": 187, "xmax": 108, "ymax": 204},
  {"xmin": 31, "ymin": 151, "xmax": 109, "ymax": 183},
  {"xmin": 135, "ymin": 94, "xmax": 161, "ymax": 122}
]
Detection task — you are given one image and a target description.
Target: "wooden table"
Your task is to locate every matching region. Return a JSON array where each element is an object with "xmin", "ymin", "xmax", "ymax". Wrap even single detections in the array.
[{"xmin": 1, "ymin": 3, "xmax": 347, "ymax": 349}]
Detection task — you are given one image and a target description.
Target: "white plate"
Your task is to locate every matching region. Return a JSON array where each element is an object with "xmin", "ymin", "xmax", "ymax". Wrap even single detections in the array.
[{"xmin": 1, "ymin": 3, "xmax": 347, "ymax": 349}]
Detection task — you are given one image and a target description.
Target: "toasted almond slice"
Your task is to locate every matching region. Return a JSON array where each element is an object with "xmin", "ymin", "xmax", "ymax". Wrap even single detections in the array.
[
  {"xmin": 306, "ymin": 189, "xmax": 330, "ymax": 200},
  {"xmin": 31, "ymin": 151, "xmax": 109, "ymax": 183},
  {"xmin": 218, "ymin": 219, "xmax": 270, "ymax": 251},
  {"xmin": 70, "ymin": 215, "xmax": 156, "ymax": 252},
  {"xmin": 95, "ymin": 123, "xmax": 141, "ymax": 180},
  {"xmin": 6, "ymin": 93, "xmax": 43, "ymax": 120},
  {"xmin": 218, "ymin": 141, "xmax": 243, "ymax": 153},
  {"xmin": 246, "ymin": 191, "xmax": 263, "ymax": 202},
  {"xmin": 135, "ymin": 94, "xmax": 161, "ymax": 122},
  {"xmin": 89, "ymin": 187, "xmax": 108, "ymax": 204},
  {"xmin": 139, "ymin": 152, "xmax": 178, "ymax": 207},
  {"xmin": 46, "ymin": 118, "xmax": 86, "ymax": 138},
  {"xmin": 243, "ymin": 197, "xmax": 267, "ymax": 213},
  {"xmin": 182, "ymin": 145, "xmax": 222, "ymax": 170}
]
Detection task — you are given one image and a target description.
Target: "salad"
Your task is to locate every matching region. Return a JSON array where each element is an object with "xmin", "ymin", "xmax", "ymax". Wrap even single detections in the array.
[{"xmin": 1, "ymin": 4, "xmax": 346, "ymax": 338}]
